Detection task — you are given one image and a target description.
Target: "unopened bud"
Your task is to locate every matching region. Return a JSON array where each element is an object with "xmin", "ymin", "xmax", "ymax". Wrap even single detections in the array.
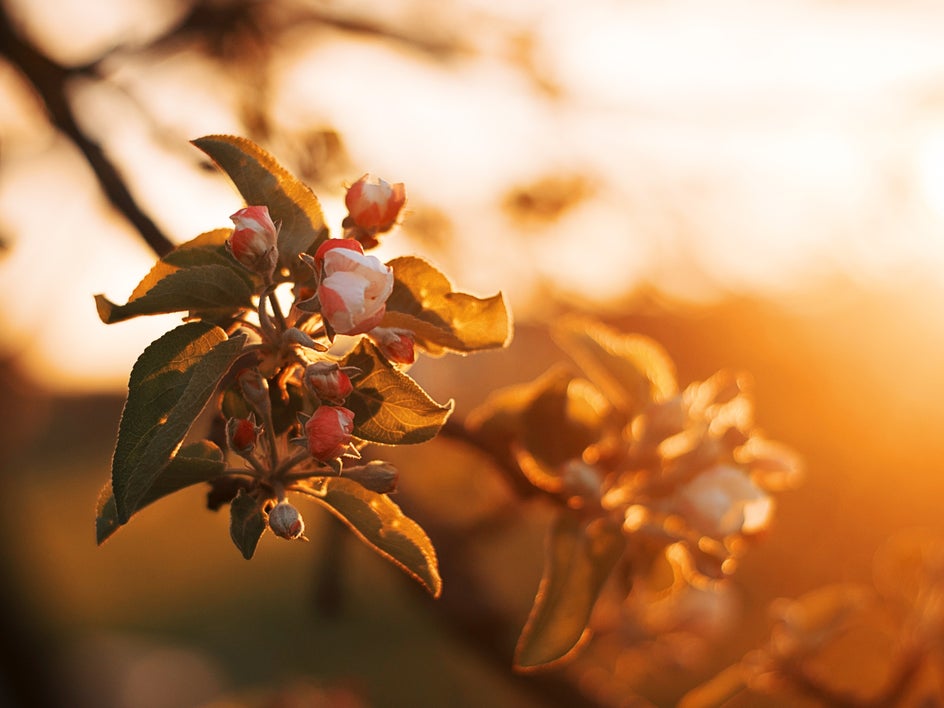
[
  {"xmin": 345, "ymin": 461, "xmax": 399, "ymax": 494},
  {"xmin": 305, "ymin": 405, "xmax": 355, "ymax": 461},
  {"xmin": 227, "ymin": 206, "xmax": 279, "ymax": 278},
  {"xmin": 304, "ymin": 361, "xmax": 354, "ymax": 402},
  {"xmin": 268, "ymin": 500, "xmax": 305, "ymax": 540},
  {"xmin": 237, "ymin": 368, "xmax": 272, "ymax": 421},
  {"xmin": 226, "ymin": 416, "xmax": 259, "ymax": 455},
  {"xmin": 368, "ymin": 326, "xmax": 415, "ymax": 365},
  {"xmin": 345, "ymin": 174, "xmax": 406, "ymax": 233}
]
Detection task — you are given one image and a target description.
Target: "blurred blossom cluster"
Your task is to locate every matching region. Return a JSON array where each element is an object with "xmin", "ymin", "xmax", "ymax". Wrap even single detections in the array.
[
  {"xmin": 466, "ymin": 317, "xmax": 802, "ymax": 674},
  {"xmin": 684, "ymin": 529, "xmax": 944, "ymax": 706}
]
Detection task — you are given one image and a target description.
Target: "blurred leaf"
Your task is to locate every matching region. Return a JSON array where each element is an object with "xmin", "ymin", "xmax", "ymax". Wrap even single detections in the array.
[
  {"xmin": 95, "ymin": 265, "xmax": 253, "ymax": 324},
  {"xmin": 515, "ymin": 514, "xmax": 625, "ymax": 671},
  {"xmin": 382, "ymin": 256, "xmax": 511, "ymax": 354},
  {"xmin": 230, "ymin": 488, "xmax": 267, "ymax": 560},
  {"xmin": 678, "ymin": 663, "xmax": 748, "ymax": 708},
  {"xmin": 466, "ymin": 367, "xmax": 608, "ymax": 493},
  {"xmin": 111, "ymin": 323, "xmax": 246, "ymax": 522},
  {"xmin": 296, "ymin": 477, "xmax": 441, "ymax": 596},
  {"xmin": 96, "ymin": 441, "xmax": 226, "ymax": 544},
  {"xmin": 521, "ymin": 369, "xmax": 607, "ymax": 469},
  {"xmin": 192, "ymin": 135, "xmax": 329, "ymax": 280},
  {"xmin": 342, "ymin": 339, "xmax": 453, "ymax": 445},
  {"xmin": 553, "ymin": 317, "xmax": 677, "ymax": 418}
]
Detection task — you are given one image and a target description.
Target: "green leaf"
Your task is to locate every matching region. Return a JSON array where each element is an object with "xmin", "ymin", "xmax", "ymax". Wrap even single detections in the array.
[
  {"xmin": 94, "ymin": 229, "xmax": 255, "ymax": 324},
  {"xmin": 229, "ymin": 488, "xmax": 267, "ymax": 560},
  {"xmin": 552, "ymin": 317, "xmax": 678, "ymax": 419},
  {"xmin": 342, "ymin": 339, "xmax": 453, "ymax": 445},
  {"xmin": 96, "ymin": 441, "xmax": 226, "ymax": 544},
  {"xmin": 514, "ymin": 514, "xmax": 626, "ymax": 671},
  {"xmin": 192, "ymin": 135, "xmax": 329, "ymax": 279},
  {"xmin": 382, "ymin": 256, "xmax": 511, "ymax": 354},
  {"xmin": 95, "ymin": 265, "xmax": 253, "ymax": 324},
  {"xmin": 111, "ymin": 322, "xmax": 246, "ymax": 522},
  {"xmin": 295, "ymin": 477, "xmax": 441, "ymax": 596}
]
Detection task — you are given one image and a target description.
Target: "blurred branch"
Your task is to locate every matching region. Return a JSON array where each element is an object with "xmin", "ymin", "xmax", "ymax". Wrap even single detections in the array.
[{"xmin": 0, "ymin": 7, "xmax": 175, "ymax": 257}]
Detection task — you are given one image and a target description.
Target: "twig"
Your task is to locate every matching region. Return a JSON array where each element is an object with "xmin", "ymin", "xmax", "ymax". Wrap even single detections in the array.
[{"xmin": 0, "ymin": 8, "xmax": 175, "ymax": 257}]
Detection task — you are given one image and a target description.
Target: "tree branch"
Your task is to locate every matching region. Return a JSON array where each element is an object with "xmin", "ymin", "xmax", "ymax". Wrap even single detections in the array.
[{"xmin": 0, "ymin": 7, "xmax": 175, "ymax": 257}]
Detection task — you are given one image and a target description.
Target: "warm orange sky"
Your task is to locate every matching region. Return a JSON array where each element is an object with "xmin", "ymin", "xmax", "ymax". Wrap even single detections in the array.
[{"xmin": 3, "ymin": 0, "xmax": 944, "ymax": 390}]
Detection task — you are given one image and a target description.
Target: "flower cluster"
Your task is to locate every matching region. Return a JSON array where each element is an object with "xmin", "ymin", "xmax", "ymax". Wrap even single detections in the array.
[
  {"xmin": 95, "ymin": 136, "xmax": 510, "ymax": 584},
  {"xmin": 216, "ymin": 180, "xmax": 410, "ymax": 544}
]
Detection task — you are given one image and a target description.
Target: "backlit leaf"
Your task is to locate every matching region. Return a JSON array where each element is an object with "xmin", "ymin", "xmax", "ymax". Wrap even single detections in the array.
[
  {"xmin": 95, "ymin": 265, "xmax": 253, "ymax": 324},
  {"xmin": 382, "ymin": 256, "xmax": 511, "ymax": 354},
  {"xmin": 96, "ymin": 441, "xmax": 226, "ymax": 544},
  {"xmin": 342, "ymin": 339, "xmax": 453, "ymax": 445},
  {"xmin": 553, "ymin": 317, "xmax": 677, "ymax": 419},
  {"xmin": 192, "ymin": 135, "xmax": 329, "ymax": 280},
  {"xmin": 111, "ymin": 322, "xmax": 246, "ymax": 522},
  {"xmin": 520, "ymin": 368, "xmax": 608, "ymax": 470},
  {"xmin": 230, "ymin": 488, "xmax": 267, "ymax": 560},
  {"xmin": 95, "ymin": 229, "xmax": 255, "ymax": 324},
  {"xmin": 295, "ymin": 477, "xmax": 441, "ymax": 596},
  {"xmin": 514, "ymin": 514, "xmax": 625, "ymax": 671},
  {"xmin": 466, "ymin": 367, "xmax": 608, "ymax": 494}
]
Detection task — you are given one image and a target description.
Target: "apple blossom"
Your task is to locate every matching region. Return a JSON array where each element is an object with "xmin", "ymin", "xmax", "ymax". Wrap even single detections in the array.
[
  {"xmin": 228, "ymin": 205, "xmax": 278, "ymax": 278},
  {"xmin": 316, "ymin": 239, "xmax": 394, "ymax": 335},
  {"xmin": 305, "ymin": 405, "xmax": 355, "ymax": 461},
  {"xmin": 345, "ymin": 174, "xmax": 406, "ymax": 233}
]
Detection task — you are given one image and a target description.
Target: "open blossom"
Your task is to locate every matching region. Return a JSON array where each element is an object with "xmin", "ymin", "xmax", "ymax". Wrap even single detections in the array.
[
  {"xmin": 316, "ymin": 239, "xmax": 394, "ymax": 335},
  {"xmin": 369, "ymin": 326, "xmax": 415, "ymax": 364},
  {"xmin": 345, "ymin": 174, "xmax": 406, "ymax": 233},
  {"xmin": 673, "ymin": 464, "xmax": 772, "ymax": 538},
  {"xmin": 305, "ymin": 405, "xmax": 355, "ymax": 461},
  {"xmin": 228, "ymin": 206, "xmax": 278, "ymax": 277}
]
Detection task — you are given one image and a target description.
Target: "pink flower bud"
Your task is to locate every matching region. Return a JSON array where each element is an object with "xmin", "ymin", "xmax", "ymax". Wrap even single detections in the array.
[
  {"xmin": 226, "ymin": 417, "xmax": 259, "ymax": 454},
  {"xmin": 345, "ymin": 174, "xmax": 406, "ymax": 233},
  {"xmin": 304, "ymin": 361, "xmax": 354, "ymax": 402},
  {"xmin": 305, "ymin": 405, "xmax": 355, "ymax": 461},
  {"xmin": 228, "ymin": 206, "xmax": 278, "ymax": 277},
  {"xmin": 345, "ymin": 461, "xmax": 399, "ymax": 495},
  {"xmin": 368, "ymin": 326, "xmax": 415, "ymax": 364},
  {"xmin": 315, "ymin": 240, "xmax": 394, "ymax": 335},
  {"xmin": 268, "ymin": 500, "xmax": 305, "ymax": 540},
  {"xmin": 237, "ymin": 368, "xmax": 272, "ymax": 421}
]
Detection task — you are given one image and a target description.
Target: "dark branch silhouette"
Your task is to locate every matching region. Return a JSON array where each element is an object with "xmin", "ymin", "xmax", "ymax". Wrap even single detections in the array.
[{"xmin": 0, "ymin": 7, "xmax": 175, "ymax": 257}]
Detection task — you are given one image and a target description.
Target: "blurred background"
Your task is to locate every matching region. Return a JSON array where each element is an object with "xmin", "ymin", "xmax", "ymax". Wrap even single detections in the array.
[{"xmin": 3, "ymin": 0, "xmax": 944, "ymax": 705}]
